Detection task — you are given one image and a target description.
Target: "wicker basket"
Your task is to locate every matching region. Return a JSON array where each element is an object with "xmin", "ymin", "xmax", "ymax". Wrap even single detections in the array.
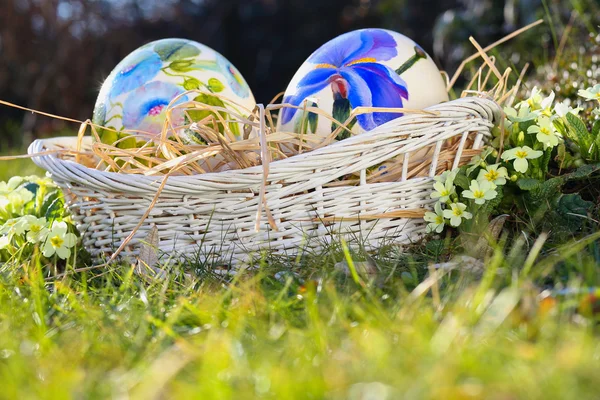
[{"xmin": 29, "ymin": 97, "xmax": 501, "ymax": 264}]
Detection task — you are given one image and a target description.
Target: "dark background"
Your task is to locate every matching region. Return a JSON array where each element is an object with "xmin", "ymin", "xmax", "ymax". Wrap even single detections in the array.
[{"xmin": 0, "ymin": 0, "xmax": 597, "ymax": 148}]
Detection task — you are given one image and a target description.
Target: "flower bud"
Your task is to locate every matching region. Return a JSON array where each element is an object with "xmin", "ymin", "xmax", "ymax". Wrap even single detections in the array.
[
  {"xmin": 510, "ymin": 174, "xmax": 518, "ymax": 182},
  {"xmin": 517, "ymin": 131, "xmax": 525, "ymax": 144},
  {"xmin": 491, "ymin": 150, "xmax": 499, "ymax": 158}
]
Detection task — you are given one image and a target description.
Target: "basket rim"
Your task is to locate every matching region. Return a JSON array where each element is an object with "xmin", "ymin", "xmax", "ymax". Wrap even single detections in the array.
[{"xmin": 28, "ymin": 96, "xmax": 501, "ymax": 190}]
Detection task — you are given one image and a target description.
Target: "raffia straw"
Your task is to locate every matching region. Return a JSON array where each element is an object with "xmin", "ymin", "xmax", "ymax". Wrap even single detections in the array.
[
  {"xmin": 254, "ymin": 104, "xmax": 278, "ymax": 232},
  {"xmin": 305, "ymin": 209, "xmax": 427, "ymax": 222},
  {"xmin": 0, "ymin": 149, "xmax": 89, "ymax": 161},
  {"xmin": 469, "ymin": 37, "xmax": 503, "ymax": 83},
  {"xmin": 447, "ymin": 19, "xmax": 544, "ymax": 91}
]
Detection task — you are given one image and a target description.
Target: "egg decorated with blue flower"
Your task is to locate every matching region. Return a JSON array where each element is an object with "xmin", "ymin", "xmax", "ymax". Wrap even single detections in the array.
[
  {"xmin": 277, "ymin": 28, "xmax": 448, "ymax": 146},
  {"xmin": 93, "ymin": 38, "xmax": 256, "ymax": 145}
]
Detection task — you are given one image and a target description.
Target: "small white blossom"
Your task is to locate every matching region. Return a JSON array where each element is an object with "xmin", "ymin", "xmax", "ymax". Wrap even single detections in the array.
[
  {"xmin": 553, "ymin": 101, "xmax": 582, "ymax": 118},
  {"xmin": 433, "ymin": 169, "xmax": 457, "ymax": 184},
  {"xmin": 0, "ymin": 177, "xmax": 23, "ymax": 194},
  {"xmin": 22, "ymin": 216, "xmax": 49, "ymax": 244},
  {"xmin": 462, "ymin": 180, "xmax": 497, "ymax": 205},
  {"xmin": 578, "ymin": 84, "xmax": 600, "ymax": 101},
  {"xmin": 431, "ymin": 179, "xmax": 455, "ymax": 203},
  {"xmin": 42, "ymin": 221, "xmax": 77, "ymax": 259},
  {"xmin": 504, "ymin": 105, "xmax": 540, "ymax": 123},
  {"xmin": 5, "ymin": 188, "xmax": 34, "ymax": 210},
  {"xmin": 523, "ymin": 87, "xmax": 555, "ymax": 115},
  {"xmin": 501, "ymin": 146, "xmax": 543, "ymax": 173},
  {"xmin": 527, "ymin": 116, "xmax": 561, "ymax": 149},
  {"xmin": 0, "ymin": 217, "xmax": 29, "ymax": 236},
  {"xmin": 477, "ymin": 163, "xmax": 508, "ymax": 186},
  {"xmin": 0, "ymin": 235, "xmax": 10, "ymax": 250},
  {"xmin": 424, "ymin": 202, "xmax": 446, "ymax": 233},
  {"xmin": 442, "ymin": 202, "xmax": 473, "ymax": 227}
]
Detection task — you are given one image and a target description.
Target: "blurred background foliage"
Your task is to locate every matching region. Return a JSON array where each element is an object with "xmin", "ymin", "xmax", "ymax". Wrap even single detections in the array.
[{"xmin": 0, "ymin": 0, "xmax": 598, "ymax": 151}]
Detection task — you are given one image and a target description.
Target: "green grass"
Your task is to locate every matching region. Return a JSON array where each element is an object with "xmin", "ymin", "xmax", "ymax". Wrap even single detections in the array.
[{"xmin": 0, "ymin": 230, "xmax": 600, "ymax": 399}]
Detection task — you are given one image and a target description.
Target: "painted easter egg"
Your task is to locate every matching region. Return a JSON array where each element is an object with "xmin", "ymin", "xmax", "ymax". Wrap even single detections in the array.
[
  {"xmin": 92, "ymin": 38, "xmax": 256, "ymax": 145},
  {"xmin": 277, "ymin": 28, "xmax": 448, "ymax": 146}
]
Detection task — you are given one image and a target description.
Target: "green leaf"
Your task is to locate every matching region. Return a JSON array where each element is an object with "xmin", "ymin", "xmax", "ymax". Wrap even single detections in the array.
[
  {"xmin": 331, "ymin": 98, "xmax": 353, "ymax": 140},
  {"xmin": 293, "ymin": 102, "xmax": 319, "ymax": 136},
  {"xmin": 517, "ymin": 178, "xmax": 541, "ymax": 191},
  {"xmin": 207, "ymin": 78, "xmax": 225, "ymax": 93},
  {"xmin": 99, "ymin": 130, "xmax": 119, "ymax": 145},
  {"xmin": 565, "ymin": 163, "xmax": 600, "ymax": 180},
  {"xmin": 566, "ymin": 113, "xmax": 592, "ymax": 159},
  {"xmin": 592, "ymin": 120, "xmax": 600, "ymax": 160},
  {"xmin": 556, "ymin": 193, "xmax": 593, "ymax": 218},
  {"xmin": 117, "ymin": 135, "xmax": 137, "ymax": 149},
  {"xmin": 154, "ymin": 40, "xmax": 200, "ymax": 62},
  {"xmin": 168, "ymin": 60, "xmax": 195, "ymax": 73},
  {"xmin": 308, "ymin": 105, "xmax": 318, "ymax": 134},
  {"xmin": 453, "ymin": 174, "xmax": 470, "ymax": 190},
  {"xmin": 187, "ymin": 94, "xmax": 238, "ymax": 137},
  {"xmin": 183, "ymin": 77, "xmax": 201, "ymax": 90},
  {"xmin": 524, "ymin": 176, "xmax": 563, "ymax": 212},
  {"xmin": 42, "ymin": 191, "xmax": 65, "ymax": 220}
]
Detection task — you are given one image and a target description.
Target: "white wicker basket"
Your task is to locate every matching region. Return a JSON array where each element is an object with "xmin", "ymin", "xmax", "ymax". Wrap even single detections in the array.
[{"xmin": 29, "ymin": 97, "xmax": 501, "ymax": 264}]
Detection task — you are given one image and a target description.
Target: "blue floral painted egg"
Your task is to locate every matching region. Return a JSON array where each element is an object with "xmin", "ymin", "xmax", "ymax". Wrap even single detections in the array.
[
  {"xmin": 93, "ymin": 38, "xmax": 256, "ymax": 143},
  {"xmin": 277, "ymin": 29, "xmax": 448, "ymax": 145}
]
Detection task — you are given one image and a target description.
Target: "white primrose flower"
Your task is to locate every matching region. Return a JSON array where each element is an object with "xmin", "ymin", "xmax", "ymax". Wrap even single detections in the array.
[
  {"xmin": 462, "ymin": 180, "xmax": 498, "ymax": 205},
  {"xmin": 442, "ymin": 202, "xmax": 473, "ymax": 227},
  {"xmin": 433, "ymin": 169, "xmax": 457, "ymax": 184},
  {"xmin": 22, "ymin": 216, "xmax": 49, "ymax": 244},
  {"xmin": 431, "ymin": 179, "xmax": 455, "ymax": 203},
  {"xmin": 501, "ymin": 146, "xmax": 543, "ymax": 173},
  {"xmin": 42, "ymin": 221, "xmax": 78, "ymax": 259},
  {"xmin": 0, "ymin": 177, "xmax": 24, "ymax": 194},
  {"xmin": 504, "ymin": 105, "xmax": 540, "ymax": 123},
  {"xmin": 0, "ymin": 217, "xmax": 29, "ymax": 236},
  {"xmin": 523, "ymin": 87, "xmax": 555, "ymax": 114},
  {"xmin": 578, "ymin": 84, "xmax": 600, "ymax": 101},
  {"xmin": 477, "ymin": 163, "xmax": 508, "ymax": 186},
  {"xmin": 6, "ymin": 188, "xmax": 34, "ymax": 210},
  {"xmin": 0, "ymin": 235, "xmax": 10, "ymax": 250},
  {"xmin": 527, "ymin": 116, "xmax": 561, "ymax": 149},
  {"xmin": 553, "ymin": 101, "xmax": 582, "ymax": 118},
  {"xmin": 424, "ymin": 202, "xmax": 446, "ymax": 233}
]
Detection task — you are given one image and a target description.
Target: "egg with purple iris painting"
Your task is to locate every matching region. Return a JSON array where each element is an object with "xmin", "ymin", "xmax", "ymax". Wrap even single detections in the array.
[
  {"xmin": 277, "ymin": 29, "xmax": 448, "ymax": 145},
  {"xmin": 92, "ymin": 38, "xmax": 256, "ymax": 144}
]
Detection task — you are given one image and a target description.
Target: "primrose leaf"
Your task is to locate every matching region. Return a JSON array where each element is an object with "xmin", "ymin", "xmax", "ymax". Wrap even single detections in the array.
[
  {"xmin": 566, "ymin": 113, "xmax": 592, "ymax": 158},
  {"xmin": 517, "ymin": 178, "xmax": 541, "ymax": 191},
  {"xmin": 453, "ymin": 174, "xmax": 470, "ymax": 190}
]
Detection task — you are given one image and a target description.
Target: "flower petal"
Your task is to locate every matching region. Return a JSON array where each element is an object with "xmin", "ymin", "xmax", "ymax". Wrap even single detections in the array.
[
  {"xmin": 122, "ymin": 81, "xmax": 187, "ymax": 134},
  {"xmin": 340, "ymin": 63, "xmax": 408, "ymax": 130},
  {"xmin": 108, "ymin": 50, "xmax": 163, "ymax": 99},
  {"xmin": 281, "ymin": 68, "xmax": 336, "ymax": 124},
  {"xmin": 342, "ymin": 29, "xmax": 398, "ymax": 65},
  {"xmin": 56, "ymin": 246, "xmax": 71, "ymax": 260},
  {"xmin": 514, "ymin": 158, "xmax": 528, "ymax": 173},
  {"xmin": 42, "ymin": 241, "xmax": 55, "ymax": 258},
  {"xmin": 308, "ymin": 29, "xmax": 398, "ymax": 66}
]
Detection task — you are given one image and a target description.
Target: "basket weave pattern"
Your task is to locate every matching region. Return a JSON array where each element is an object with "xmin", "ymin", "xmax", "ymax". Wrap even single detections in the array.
[{"xmin": 30, "ymin": 97, "xmax": 501, "ymax": 263}]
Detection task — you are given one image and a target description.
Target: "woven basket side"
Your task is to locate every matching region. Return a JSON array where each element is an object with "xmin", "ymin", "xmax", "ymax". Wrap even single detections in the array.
[{"xmin": 28, "ymin": 97, "xmax": 502, "ymax": 263}]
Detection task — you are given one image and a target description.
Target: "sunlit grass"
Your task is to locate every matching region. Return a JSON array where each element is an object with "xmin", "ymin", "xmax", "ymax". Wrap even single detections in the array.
[{"xmin": 0, "ymin": 231, "xmax": 599, "ymax": 399}]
